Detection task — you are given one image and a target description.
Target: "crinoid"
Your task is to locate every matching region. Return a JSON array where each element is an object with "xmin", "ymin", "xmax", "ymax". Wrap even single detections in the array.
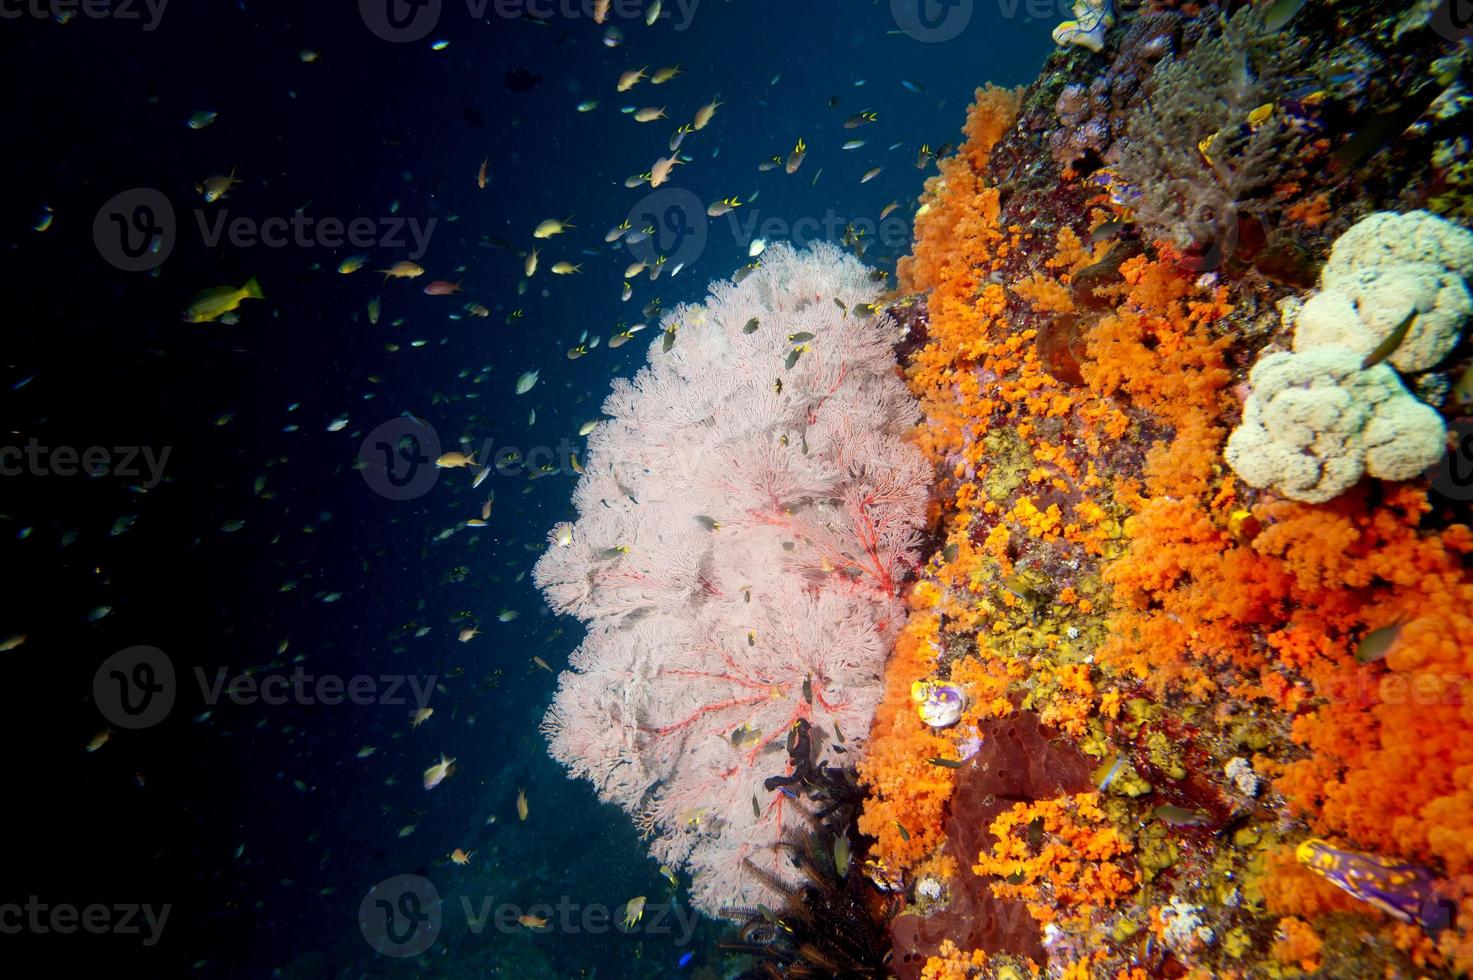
[{"xmin": 724, "ymin": 724, "xmax": 900, "ymax": 978}]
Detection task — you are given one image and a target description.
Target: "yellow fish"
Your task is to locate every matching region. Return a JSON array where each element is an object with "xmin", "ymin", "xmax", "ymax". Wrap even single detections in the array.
[
  {"xmin": 650, "ymin": 155, "xmax": 682, "ymax": 188},
  {"xmin": 516, "ymin": 787, "xmax": 529, "ymax": 821},
  {"xmin": 183, "ymin": 278, "xmax": 264, "ymax": 323},
  {"xmin": 435, "ymin": 451, "xmax": 477, "ymax": 468},
  {"xmin": 422, "ymin": 754, "xmax": 455, "ymax": 790},
  {"xmin": 378, "ymin": 260, "xmax": 424, "ymax": 281},
  {"xmin": 616, "ymin": 67, "xmax": 648, "ymax": 92},
  {"xmin": 198, "ymin": 167, "xmax": 240, "ymax": 203},
  {"xmin": 533, "ymin": 216, "xmax": 574, "ymax": 238},
  {"xmin": 651, "ymin": 64, "xmax": 683, "ymax": 84},
  {"xmin": 692, "ymin": 97, "xmax": 723, "ymax": 130}
]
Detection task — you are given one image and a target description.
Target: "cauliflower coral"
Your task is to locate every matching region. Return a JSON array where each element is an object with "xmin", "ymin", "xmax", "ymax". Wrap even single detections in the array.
[
  {"xmin": 1227, "ymin": 210, "xmax": 1471, "ymax": 503},
  {"xmin": 1225, "ymin": 348, "xmax": 1445, "ymax": 504},
  {"xmin": 1293, "ymin": 209, "xmax": 1473, "ymax": 372}
]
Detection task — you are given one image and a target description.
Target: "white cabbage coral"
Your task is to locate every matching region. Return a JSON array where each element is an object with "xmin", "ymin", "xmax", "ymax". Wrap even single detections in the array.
[
  {"xmin": 1225, "ymin": 348, "xmax": 1445, "ymax": 504},
  {"xmin": 1293, "ymin": 210, "xmax": 1473, "ymax": 372}
]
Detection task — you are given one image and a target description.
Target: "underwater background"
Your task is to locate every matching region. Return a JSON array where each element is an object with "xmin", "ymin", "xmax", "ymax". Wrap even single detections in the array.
[
  {"xmin": 4, "ymin": 0, "xmax": 1473, "ymax": 978},
  {"xmin": 0, "ymin": 2, "xmax": 1048, "ymax": 978}
]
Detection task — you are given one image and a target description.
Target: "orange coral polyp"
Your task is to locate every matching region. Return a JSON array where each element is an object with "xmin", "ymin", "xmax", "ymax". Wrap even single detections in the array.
[{"xmin": 861, "ymin": 76, "xmax": 1473, "ymax": 975}]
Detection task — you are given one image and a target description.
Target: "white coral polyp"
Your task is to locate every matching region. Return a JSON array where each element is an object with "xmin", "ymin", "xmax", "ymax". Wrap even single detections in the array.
[
  {"xmin": 1294, "ymin": 210, "xmax": 1473, "ymax": 372},
  {"xmin": 534, "ymin": 243, "xmax": 929, "ymax": 916},
  {"xmin": 1225, "ymin": 348, "xmax": 1444, "ymax": 503},
  {"xmin": 1230, "ymin": 210, "xmax": 1468, "ymax": 503}
]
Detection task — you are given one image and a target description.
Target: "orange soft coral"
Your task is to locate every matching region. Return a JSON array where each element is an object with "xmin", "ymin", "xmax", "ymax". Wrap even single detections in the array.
[
  {"xmin": 866, "ymin": 33, "xmax": 1473, "ymax": 979},
  {"xmin": 859, "ymin": 611, "xmax": 958, "ymax": 871},
  {"xmin": 920, "ymin": 940, "xmax": 991, "ymax": 980},
  {"xmin": 1271, "ymin": 917, "xmax": 1324, "ymax": 973},
  {"xmin": 863, "ymin": 87, "xmax": 1029, "ymax": 880},
  {"xmin": 973, "ymin": 792, "xmax": 1136, "ymax": 925}
]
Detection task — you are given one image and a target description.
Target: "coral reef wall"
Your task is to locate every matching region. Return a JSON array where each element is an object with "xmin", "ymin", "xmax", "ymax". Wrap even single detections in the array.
[
  {"xmin": 861, "ymin": 2, "xmax": 1473, "ymax": 977},
  {"xmin": 535, "ymin": 243, "xmax": 929, "ymax": 917}
]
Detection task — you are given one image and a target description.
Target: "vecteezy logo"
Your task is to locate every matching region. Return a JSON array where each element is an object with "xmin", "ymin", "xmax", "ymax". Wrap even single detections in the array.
[
  {"xmin": 1421, "ymin": 893, "xmax": 1459, "ymax": 934},
  {"xmin": 358, "ymin": 417, "xmax": 442, "ymax": 501},
  {"xmin": 360, "ymin": 0, "xmax": 442, "ymax": 43},
  {"xmin": 360, "ymin": 874, "xmax": 441, "ymax": 957},
  {"xmin": 623, "ymin": 188, "xmax": 707, "ymax": 273},
  {"xmin": 1428, "ymin": 417, "xmax": 1473, "ymax": 501},
  {"xmin": 1430, "ymin": 0, "xmax": 1473, "ymax": 43},
  {"xmin": 93, "ymin": 645, "xmax": 176, "ymax": 730},
  {"xmin": 94, "ymin": 188, "xmax": 176, "ymax": 272},
  {"xmin": 891, "ymin": 0, "xmax": 973, "ymax": 41}
]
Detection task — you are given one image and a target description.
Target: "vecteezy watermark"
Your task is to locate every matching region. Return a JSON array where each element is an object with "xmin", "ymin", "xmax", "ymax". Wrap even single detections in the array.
[
  {"xmin": 0, "ymin": 440, "xmax": 170, "ymax": 488},
  {"xmin": 361, "ymin": 875, "xmax": 442, "ymax": 957},
  {"xmin": 891, "ymin": 0, "xmax": 973, "ymax": 41},
  {"xmin": 359, "ymin": 875, "xmax": 700, "ymax": 956},
  {"xmin": 1427, "ymin": 417, "xmax": 1473, "ymax": 502},
  {"xmin": 719, "ymin": 208, "xmax": 911, "ymax": 253},
  {"xmin": 359, "ymin": 0, "xmax": 699, "ymax": 43},
  {"xmin": 1430, "ymin": 0, "xmax": 1472, "ymax": 43},
  {"xmin": 1314, "ymin": 668, "xmax": 1469, "ymax": 709},
  {"xmin": 455, "ymin": 895, "xmax": 699, "ymax": 944},
  {"xmin": 92, "ymin": 645, "xmax": 439, "ymax": 730},
  {"xmin": 993, "ymin": 0, "xmax": 1091, "ymax": 22},
  {"xmin": 93, "ymin": 188, "xmax": 176, "ymax": 272},
  {"xmin": 92, "ymin": 187, "xmax": 436, "ymax": 273},
  {"xmin": 623, "ymin": 188, "xmax": 708, "ymax": 273},
  {"xmin": 358, "ymin": 417, "xmax": 581, "ymax": 501},
  {"xmin": 621, "ymin": 189, "xmax": 911, "ymax": 273},
  {"xmin": 195, "ymin": 666, "xmax": 438, "ymax": 712},
  {"xmin": 358, "ymin": 417, "xmax": 443, "ymax": 502},
  {"xmin": 1, "ymin": 0, "xmax": 168, "ymax": 30},
  {"xmin": 489, "ymin": 0, "xmax": 700, "ymax": 27},
  {"xmin": 193, "ymin": 210, "xmax": 435, "ymax": 261},
  {"xmin": 93, "ymin": 646, "xmax": 176, "ymax": 731},
  {"xmin": 0, "ymin": 897, "xmax": 171, "ymax": 946}
]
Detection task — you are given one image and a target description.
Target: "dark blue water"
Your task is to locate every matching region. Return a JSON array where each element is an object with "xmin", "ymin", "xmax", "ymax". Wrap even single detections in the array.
[{"xmin": 0, "ymin": 2, "xmax": 1049, "ymax": 976}]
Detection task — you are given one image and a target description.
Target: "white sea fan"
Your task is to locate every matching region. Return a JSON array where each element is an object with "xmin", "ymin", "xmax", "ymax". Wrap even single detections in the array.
[{"xmin": 534, "ymin": 242, "xmax": 929, "ymax": 916}]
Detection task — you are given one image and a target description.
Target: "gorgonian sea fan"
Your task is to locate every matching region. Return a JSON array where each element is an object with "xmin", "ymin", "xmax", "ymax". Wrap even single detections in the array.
[{"xmin": 534, "ymin": 242, "xmax": 929, "ymax": 916}]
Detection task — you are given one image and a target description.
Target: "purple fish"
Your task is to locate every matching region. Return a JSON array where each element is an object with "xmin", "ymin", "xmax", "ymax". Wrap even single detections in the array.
[{"xmin": 1296, "ymin": 838, "xmax": 1454, "ymax": 933}]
